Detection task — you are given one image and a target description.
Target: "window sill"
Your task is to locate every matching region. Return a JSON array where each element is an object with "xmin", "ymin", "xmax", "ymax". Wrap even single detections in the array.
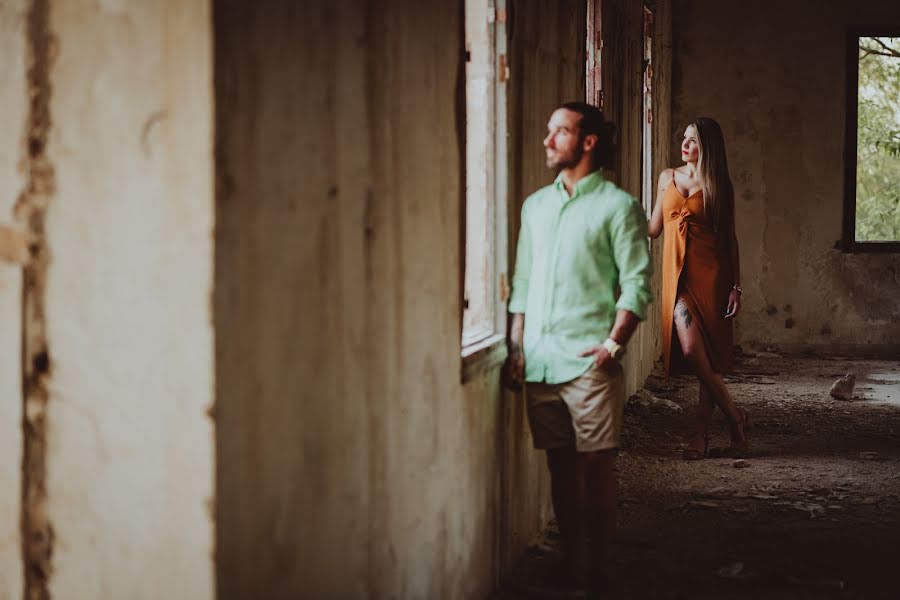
[
  {"xmin": 840, "ymin": 240, "xmax": 900, "ymax": 253},
  {"xmin": 461, "ymin": 333, "xmax": 507, "ymax": 384}
]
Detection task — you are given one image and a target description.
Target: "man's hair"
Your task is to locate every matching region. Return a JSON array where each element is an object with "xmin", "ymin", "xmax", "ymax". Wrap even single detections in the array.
[{"xmin": 558, "ymin": 101, "xmax": 616, "ymax": 169}]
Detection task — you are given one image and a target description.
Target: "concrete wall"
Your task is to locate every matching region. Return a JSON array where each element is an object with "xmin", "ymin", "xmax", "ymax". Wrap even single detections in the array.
[
  {"xmin": 0, "ymin": 1, "xmax": 215, "ymax": 598},
  {"xmin": 214, "ymin": 1, "xmax": 485, "ymax": 596},
  {"xmin": 0, "ymin": 3, "xmax": 27, "ymax": 599},
  {"xmin": 672, "ymin": 0, "xmax": 900, "ymax": 354}
]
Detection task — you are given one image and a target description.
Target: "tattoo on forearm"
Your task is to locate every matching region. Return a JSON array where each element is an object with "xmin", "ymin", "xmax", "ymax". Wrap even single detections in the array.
[{"xmin": 675, "ymin": 300, "xmax": 693, "ymax": 328}]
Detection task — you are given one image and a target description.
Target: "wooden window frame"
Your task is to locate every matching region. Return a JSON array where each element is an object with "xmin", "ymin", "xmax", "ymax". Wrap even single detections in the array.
[
  {"xmin": 842, "ymin": 26, "xmax": 900, "ymax": 253},
  {"xmin": 461, "ymin": 0, "xmax": 509, "ymax": 382}
]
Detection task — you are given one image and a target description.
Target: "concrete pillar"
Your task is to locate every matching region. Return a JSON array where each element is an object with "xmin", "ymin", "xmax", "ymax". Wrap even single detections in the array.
[{"xmin": 16, "ymin": 1, "xmax": 214, "ymax": 598}]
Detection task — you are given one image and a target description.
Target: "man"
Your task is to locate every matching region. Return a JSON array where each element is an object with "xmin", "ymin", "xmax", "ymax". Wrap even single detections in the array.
[{"xmin": 503, "ymin": 102, "xmax": 651, "ymax": 594}]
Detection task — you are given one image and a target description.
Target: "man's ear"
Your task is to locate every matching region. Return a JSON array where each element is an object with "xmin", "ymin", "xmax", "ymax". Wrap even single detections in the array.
[{"xmin": 583, "ymin": 133, "xmax": 598, "ymax": 153}]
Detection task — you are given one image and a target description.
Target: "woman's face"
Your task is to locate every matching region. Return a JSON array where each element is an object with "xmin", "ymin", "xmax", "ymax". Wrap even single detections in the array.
[{"xmin": 681, "ymin": 125, "xmax": 700, "ymax": 164}]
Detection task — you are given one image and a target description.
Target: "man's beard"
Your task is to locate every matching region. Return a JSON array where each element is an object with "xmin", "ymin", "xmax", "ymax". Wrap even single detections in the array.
[{"xmin": 547, "ymin": 143, "xmax": 584, "ymax": 170}]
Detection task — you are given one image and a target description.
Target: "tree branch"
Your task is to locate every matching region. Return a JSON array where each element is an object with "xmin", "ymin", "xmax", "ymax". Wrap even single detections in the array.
[{"xmin": 860, "ymin": 38, "xmax": 900, "ymax": 59}]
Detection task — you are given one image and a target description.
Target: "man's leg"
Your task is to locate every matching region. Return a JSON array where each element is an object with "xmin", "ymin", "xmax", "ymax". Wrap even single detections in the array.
[
  {"xmin": 582, "ymin": 448, "xmax": 617, "ymax": 585},
  {"xmin": 558, "ymin": 362, "xmax": 625, "ymax": 593},
  {"xmin": 546, "ymin": 447, "xmax": 586, "ymax": 582}
]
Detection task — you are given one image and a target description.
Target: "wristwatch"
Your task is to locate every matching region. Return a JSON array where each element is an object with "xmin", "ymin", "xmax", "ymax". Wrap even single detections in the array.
[{"xmin": 602, "ymin": 338, "xmax": 626, "ymax": 361}]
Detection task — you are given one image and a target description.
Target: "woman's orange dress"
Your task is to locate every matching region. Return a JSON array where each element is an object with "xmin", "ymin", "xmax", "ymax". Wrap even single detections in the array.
[{"xmin": 661, "ymin": 177, "xmax": 739, "ymax": 376}]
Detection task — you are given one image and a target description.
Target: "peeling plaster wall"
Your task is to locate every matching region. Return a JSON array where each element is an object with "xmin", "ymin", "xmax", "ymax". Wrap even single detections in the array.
[
  {"xmin": 672, "ymin": 0, "xmax": 900, "ymax": 353},
  {"xmin": 0, "ymin": 3, "xmax": 26, "ymax": 598},
  {"xmin": 39, "ymin": 1, "xmax": 215, "ymax": 598}
]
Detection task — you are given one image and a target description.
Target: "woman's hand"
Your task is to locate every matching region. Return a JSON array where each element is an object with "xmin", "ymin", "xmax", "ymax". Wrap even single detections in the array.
[{"xmin": 725, "ymin": 288, "xmax": 742, "ymax": 319}]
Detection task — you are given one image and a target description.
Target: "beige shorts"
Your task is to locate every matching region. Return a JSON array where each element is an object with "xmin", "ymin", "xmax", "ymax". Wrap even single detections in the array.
[{"xmin": 525, "ymin": 362, "xmax": 625, "ymax": 452}]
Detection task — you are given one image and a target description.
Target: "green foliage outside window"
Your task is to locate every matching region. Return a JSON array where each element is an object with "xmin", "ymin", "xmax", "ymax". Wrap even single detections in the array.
[{"xmin": 856, "ymin": 37, "xmax": 900, "ymax": 242}]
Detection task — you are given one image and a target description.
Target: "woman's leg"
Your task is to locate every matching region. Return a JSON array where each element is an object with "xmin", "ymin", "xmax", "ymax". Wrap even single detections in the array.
[
  {"xmin": 673, "ymin": 298, "xmax": 746, "ymax": 445},
  {"xmin": 685, "ymin": 384, "xmax": 715, "ymax": 455}
]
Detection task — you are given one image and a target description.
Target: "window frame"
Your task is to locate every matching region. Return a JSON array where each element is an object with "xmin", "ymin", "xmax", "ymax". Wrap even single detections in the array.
[
  {"xmin": 460, "ymin": 0, "xmax": 509, "ymax": 382},
  {"xmin": 842, "ymin": 25, "xmax": 900, "ymax": 253},
  {"xmin": 640, "ymin": 5, "xmax": 654, "ymax": 220}
]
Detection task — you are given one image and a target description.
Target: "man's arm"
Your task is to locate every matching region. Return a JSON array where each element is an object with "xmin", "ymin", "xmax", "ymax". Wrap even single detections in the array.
[
  {"xmin": 579, "ymin": 197, "xmax": 652, "ymax": 370},
  {"xmin": 608, "ymin": 309, "xmax": 641, "ymax": 346},
  {"xmin": 578, "ymin": 309, "xmax": 640, "ymax": 370},
  {"xmin": 503, "ymin": 201, "xmax": 532, "ymax": 391}
]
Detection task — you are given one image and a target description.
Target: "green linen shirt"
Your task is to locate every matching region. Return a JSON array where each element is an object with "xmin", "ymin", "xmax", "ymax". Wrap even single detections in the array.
[{"xmin": 508, "ymin": 170, "xmax": 652, "ymax": 384}]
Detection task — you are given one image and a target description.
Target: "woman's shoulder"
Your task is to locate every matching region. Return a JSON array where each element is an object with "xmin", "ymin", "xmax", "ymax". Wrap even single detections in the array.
[{"xmin": 657, "ymin": 166, "xmax": 681, "ymax": 186}]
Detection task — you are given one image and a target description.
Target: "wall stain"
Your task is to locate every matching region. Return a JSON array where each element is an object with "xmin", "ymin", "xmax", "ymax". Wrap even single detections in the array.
[
  {"xmin": 15, "ymin": 0, "xmax": 57, "ymax": 598},
  {"xmin": 140, "ymin": 109, "xmax": 168, "ymax": 157}
]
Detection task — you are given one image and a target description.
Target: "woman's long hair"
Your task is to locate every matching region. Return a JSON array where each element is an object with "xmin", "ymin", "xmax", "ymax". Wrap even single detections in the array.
[{"xmin": 692, "ymin": 117, "xmax": 733, "ymax": 232}]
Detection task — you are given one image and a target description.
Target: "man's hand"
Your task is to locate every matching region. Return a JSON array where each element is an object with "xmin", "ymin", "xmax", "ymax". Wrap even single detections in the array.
[
  {"xmin": 578, "ymin": 344, "xmax": 618, "ymax": 373},
  {"xmin": 503, "ymin": 313, "xmax": 526, "ymax": 392},
  {"xmin": 502, "ymin": 348, "xmax": 525, "ymax": 392}
]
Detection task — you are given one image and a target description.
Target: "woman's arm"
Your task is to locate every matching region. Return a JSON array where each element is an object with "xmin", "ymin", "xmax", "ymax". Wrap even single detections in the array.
[
  {"xmin": 725, "ymin": 192, "xmax": 742, "ymax": 318},
  {"xmin": 647, "ymin": 169, "xmax": 672, "ymax": 239},
  {"xmin": 728, "ymin": 192, "xmax": 740, "ymax": 287}
]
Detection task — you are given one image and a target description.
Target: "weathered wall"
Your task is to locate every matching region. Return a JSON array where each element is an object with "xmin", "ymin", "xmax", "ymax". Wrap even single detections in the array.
[
  {"xmin": 597, "ymin": 0, "xmax": 672, "ymax": 392},
  {"xmin": 646, "ymin": 0, "xmax": 673, "ymax": 379},
  {"xmin": 215, "ymin": 0, "xmax": 481, "ymax": 597},
  {"xmin": 672, "ymin": 0, "xmax": 900, "ymax": 353},
  {"xmin": 214, "ymin": 0, "xmax": 599, "ymax": 597},
  {"xmin": 38, "ymin": 1, "xmax": 214, "ymax": 598},
  {"xmin": 0, "ymin": 3, "xmax": 26, "ymax": 598}
]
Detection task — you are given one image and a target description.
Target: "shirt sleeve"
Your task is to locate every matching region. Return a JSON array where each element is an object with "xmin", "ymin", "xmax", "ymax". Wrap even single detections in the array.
[
  {"xmin": 611, "ymin": 197, "xmax": 652, "ymax": 320},
  {"xmin": 507, "ymin": 200, "xmax": 532, "ymax": 314}
]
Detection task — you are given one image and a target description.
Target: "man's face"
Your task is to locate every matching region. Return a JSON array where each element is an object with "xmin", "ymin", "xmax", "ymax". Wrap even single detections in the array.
[{"xmin": 543, "ymin": 109, "xmax": 584, "ymax": 170}]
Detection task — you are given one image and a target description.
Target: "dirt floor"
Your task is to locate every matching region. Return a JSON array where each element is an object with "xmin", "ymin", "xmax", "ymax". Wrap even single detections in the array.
[{"xmin": 495, "ymin": 352, "xmax": 900, "ymax": 599}]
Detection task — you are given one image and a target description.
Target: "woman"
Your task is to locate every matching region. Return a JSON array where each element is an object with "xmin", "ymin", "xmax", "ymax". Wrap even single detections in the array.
[{"xmin": 648, "ymin": 117, "xmax": 748, "ymax": 459}]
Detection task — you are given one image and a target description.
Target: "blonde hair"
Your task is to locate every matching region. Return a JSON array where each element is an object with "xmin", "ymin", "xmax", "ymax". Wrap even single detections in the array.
[{"xmin": 691, "ymin": 117, "xmax": 733, "ymax": 232}]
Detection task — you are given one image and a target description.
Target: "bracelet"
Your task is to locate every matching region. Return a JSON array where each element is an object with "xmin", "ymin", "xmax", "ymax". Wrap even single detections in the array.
[{"xmin": 733, "ymin": 284, "xmax": 743, "ymax": 294}]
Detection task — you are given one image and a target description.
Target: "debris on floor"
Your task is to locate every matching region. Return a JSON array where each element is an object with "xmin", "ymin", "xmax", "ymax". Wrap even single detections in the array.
[
  {"xmin": 829, "ymin": 372, "xmax": 856, "ymax": 400},
  {"xmin": 626, "ymin": 388, "xmax": 682, "ymax": 414},
  {"xmin": 495, "ymin": 354, "xmax": 900, "ymax": 600}
]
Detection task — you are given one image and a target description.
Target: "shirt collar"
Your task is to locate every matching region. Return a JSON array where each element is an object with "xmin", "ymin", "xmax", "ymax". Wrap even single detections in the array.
[{"xmin": 553, "ymin": 169, "xmax": 605, "ymax": 200}]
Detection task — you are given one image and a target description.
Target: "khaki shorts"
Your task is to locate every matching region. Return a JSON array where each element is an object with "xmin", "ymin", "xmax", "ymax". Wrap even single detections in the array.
[{"xmin": 525, "ymin": 362, "xmax": 625, "ymax": 452}]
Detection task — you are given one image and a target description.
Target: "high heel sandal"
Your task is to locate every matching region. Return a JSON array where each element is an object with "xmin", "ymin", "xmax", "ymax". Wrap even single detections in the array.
[
  {"xmin": 721, "ymin": 407, "xmax": 750, "ymax": 459},
  {"xmin": 682, "ymin": 429, "xmax": 710, "ymax": 461}
]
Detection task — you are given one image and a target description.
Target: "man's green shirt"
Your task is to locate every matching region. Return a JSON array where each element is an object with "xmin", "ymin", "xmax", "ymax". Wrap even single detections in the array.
[{"xmin": 508, "ymin": 170, "xmax": 652, "ymax": 384}]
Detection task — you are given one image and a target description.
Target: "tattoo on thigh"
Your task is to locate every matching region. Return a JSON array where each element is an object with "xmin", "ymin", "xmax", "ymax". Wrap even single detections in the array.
[{"xmin": 675, "ymin": 300, "xmax": 693, "ymax": 328}]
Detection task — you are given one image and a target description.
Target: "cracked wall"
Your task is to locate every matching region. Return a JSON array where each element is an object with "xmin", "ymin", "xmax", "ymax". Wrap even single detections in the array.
[
  {"xmin": 672, "ymin": 0, "xmax": 900, "ymax": 354},
  {"xmin": 42, "ymin": 1, "xmax": 215, "ymax": 597},
  {"xmin": 1, "ymin": 0, "xmax": 215, "ymax": 598}
]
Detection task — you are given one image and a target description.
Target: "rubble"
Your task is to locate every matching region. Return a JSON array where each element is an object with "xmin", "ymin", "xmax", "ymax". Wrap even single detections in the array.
[
  {"xmin": 626, "ymin": 389, "xmax": 682, "ymax": 415},
  {"xmin": 829, "ymin": 373, "xmax": 856, "ymax": 400}
]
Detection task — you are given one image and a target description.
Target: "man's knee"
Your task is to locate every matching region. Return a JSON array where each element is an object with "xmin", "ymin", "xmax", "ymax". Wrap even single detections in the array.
[
  {"xmin": 546, "ymin": 446, "xmax": 578, "ymax": 471},
  {"xmin": 581, "ymin": 447, "xmax": 618, "ymax": 467}
]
